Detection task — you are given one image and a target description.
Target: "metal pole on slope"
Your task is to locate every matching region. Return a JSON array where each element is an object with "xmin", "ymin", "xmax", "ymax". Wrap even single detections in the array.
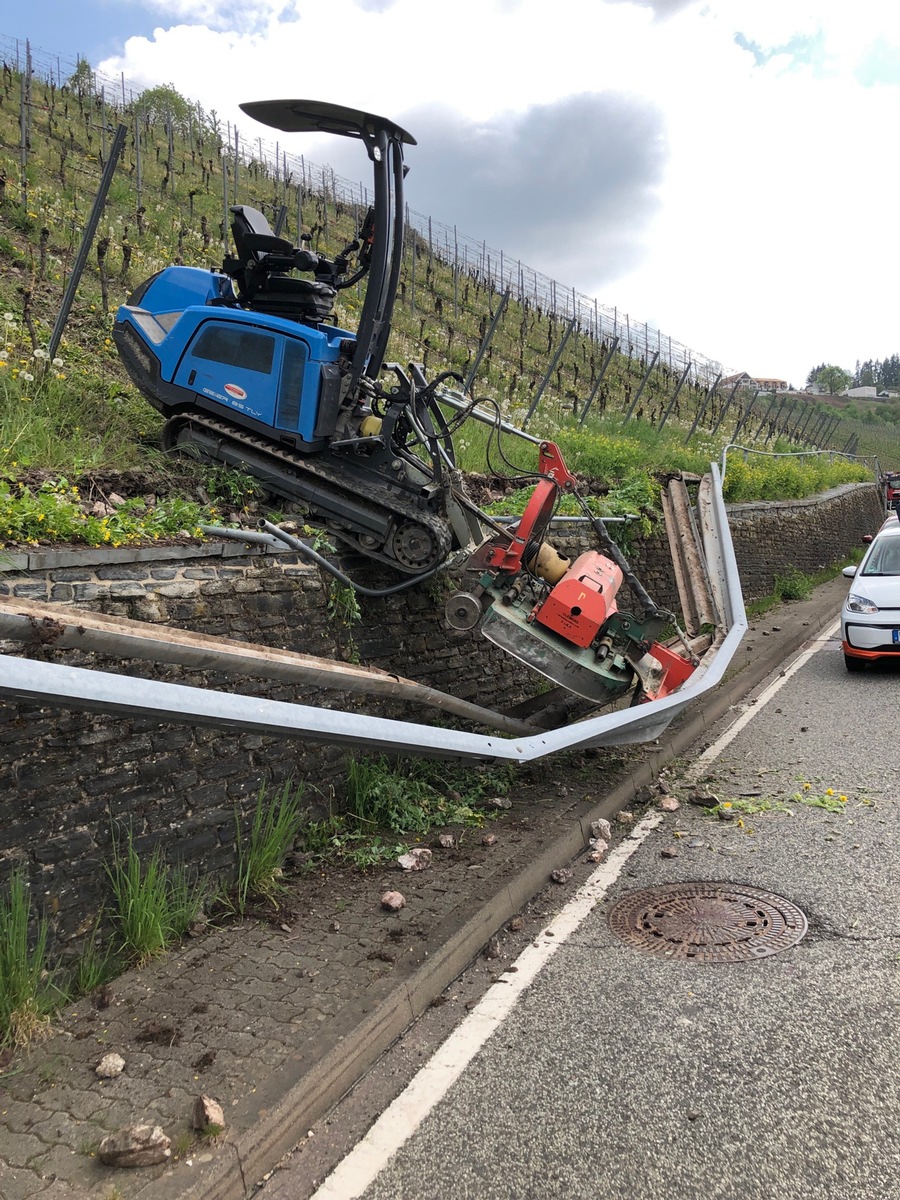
[
  {"xmin": 732, "ymin": 388, "xmax": 759, "ymax": 442},
  {"xmin": 221, "ymin": 152, "xmax": 229, "ymax": 252},
  {"xmin": 658, "ymin": 360, "xmax": 693, "ymax": 431},
  {"xmin": 708, "ymin": 379, "xmax": 741, "ymax": 438},
  {"xmin": 48, "ymin": 123, "xmax": 127, "ymax": 361},
  {"xmin": 621, "ymin": 350, "xmax": 660, "ymax": 426},
  {"xmin": 464, "ymin": 288, "xmax": 510, "ymax": 392},
  {"xmin": 752, "ymin": 392, "xmax": 778, "ymax": 442},
  {"xmin": 684, "ymin": 372, "xmax": 721, "ymax": 444},
  {"xmin": 764, "ymin": 395, "xmax": 788, "ymax": 445},
  {"xmin": 578, "ymin": 336, "xmax": 619, "ymax": 427},
  {"xmin": 523, "ymin": 317, "xmax": 576, "ymax": 429}
]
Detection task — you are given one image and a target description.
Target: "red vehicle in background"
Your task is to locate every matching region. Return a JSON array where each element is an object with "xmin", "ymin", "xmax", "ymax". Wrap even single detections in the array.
[{"xmin": 884, "ymin": 471, "xmax": 900, "ymax": 516}]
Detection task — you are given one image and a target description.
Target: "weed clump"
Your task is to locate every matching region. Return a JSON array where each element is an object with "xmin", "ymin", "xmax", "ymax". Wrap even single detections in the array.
[
  {"xmin": 106, "ymin": 833, "xmax": 203, "ymax": 964},
  {"xmin": 0, "ymin": 869, "xmax": 58, "ymax": 1048}
]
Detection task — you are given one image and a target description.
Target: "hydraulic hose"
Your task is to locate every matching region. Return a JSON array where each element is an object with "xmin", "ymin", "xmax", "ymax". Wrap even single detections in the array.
[{"xmin": 256, "ymin": 520, "xmax": 444, "ymax": 596}]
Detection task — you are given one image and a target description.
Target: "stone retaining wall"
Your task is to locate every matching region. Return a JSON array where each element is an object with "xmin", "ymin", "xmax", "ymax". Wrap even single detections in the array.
[{"xmin": 0, "ymin": 482, "xmax": 885, "ymax": 949}]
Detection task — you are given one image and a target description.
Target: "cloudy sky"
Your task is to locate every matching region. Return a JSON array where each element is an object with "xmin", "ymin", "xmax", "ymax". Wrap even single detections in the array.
[{"xmin": 6, "ymin": 0, "xmax": 900, "ymax": 387}]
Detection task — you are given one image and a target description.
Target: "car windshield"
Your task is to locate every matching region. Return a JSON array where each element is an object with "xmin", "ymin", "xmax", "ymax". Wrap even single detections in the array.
[{"xmin": 860, "ymin": 538, "xmax": 900, "ymax": 576}]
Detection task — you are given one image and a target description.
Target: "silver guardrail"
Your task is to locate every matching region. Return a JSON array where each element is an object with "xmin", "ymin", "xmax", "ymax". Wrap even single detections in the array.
[{"xmin": 0, "ymin": 463, "xmax": 745, "ymax": 762}]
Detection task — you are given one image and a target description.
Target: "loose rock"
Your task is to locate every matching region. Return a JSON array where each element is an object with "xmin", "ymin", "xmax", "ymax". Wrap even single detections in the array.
[
  {"xmin": 688, "ymin": 788, "xmax": 719, "ymax": 808},
  {"xmin": 658, "ymin": 796, "xmax": 680, "ymax": 812},
  {"xmin": 95, "ymin": 1052, "xmax": 125, "ymax": 1079},
  {"xmin": 98, "ymin": 1125, "xmax": 171, "ymax": 1168},
  {"xmin": 550, "ymin": 868, "xmax": 573, "ymax": 885},
  {"xmin": 660, "ymin": 847, "xmax": 679, "ymax": 859},
  {"xmin": 436, "ymin": 833, "xmax": 456, "ymax": 849},
  {"xmin": 397, "ymin": 848, "xmax": 432, "ymax": 872},
  {"xmin": 587, "ymin": 838, "xmax": 609, "ymax": 863},
  {"xmin": 616, "ymin": 810, "xmax": 635, "ymax": 825},
  {"xmin": 486, "ymin": 796, "xmax": 512, "ymax": 809},
  {"xmin": 484, "ymin": 936, "xmax": 501, "ymax": 959},
  {"xmin": 191, "ymin": 1095, "xmax": 225, "ymax": 1133},
  {"xmin": 481, "ymin": 833, "xmax": 498, "ymax": 847},
  {"xmin": 590, "ymin": 818, "xmax": 612, "ymax": 841},
  {"xmin": 508, "ymin": 914, "xmax": 526, "ymax": 932},
  {"xmin": 381, "ymin": 890, "xmax": 406, "ymax": 912}
]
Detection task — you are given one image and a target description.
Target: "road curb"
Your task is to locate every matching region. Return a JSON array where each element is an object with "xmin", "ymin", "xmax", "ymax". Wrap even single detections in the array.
[{"xmin": 145, "ymin": 580, "xmax": 844, "ymax": 1200}]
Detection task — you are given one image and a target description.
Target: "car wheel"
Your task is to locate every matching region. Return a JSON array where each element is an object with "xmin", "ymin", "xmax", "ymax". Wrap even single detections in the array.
[{"xmin": 843, "ymin": 653, "xmax": 866, "ymax": 673}]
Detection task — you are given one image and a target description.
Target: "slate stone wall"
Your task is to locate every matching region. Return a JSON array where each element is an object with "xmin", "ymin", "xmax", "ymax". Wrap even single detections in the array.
[{"xmin": 0, "ymin": 482, "xmax": 884, "ymax": 949}]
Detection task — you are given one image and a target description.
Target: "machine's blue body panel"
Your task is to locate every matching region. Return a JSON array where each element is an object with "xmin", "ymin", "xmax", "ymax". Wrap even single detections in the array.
[{"xmin": 115, "ymin": 266, "xmax": 354, "ymax": 442}]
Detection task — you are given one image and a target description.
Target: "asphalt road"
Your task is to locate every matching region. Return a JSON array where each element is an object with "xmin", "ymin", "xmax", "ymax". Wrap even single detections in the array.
[{"xmin": 310, "ymin": 626, "xmax": 900, "ymax": 1200}]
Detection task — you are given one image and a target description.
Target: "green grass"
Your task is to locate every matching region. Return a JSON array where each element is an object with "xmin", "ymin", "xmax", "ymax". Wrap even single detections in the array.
[
  {"xmin": 234, "ymin": 780, "xmax": 306, "ymax": 914},
  {"xmin": 106, "ymin": 834, "xmax": 203, "ymax": 963},
  {"xmin": 0, "ymin": 870, "xmax": 59, "ymax": 1048},
  {"xmin": 773, "ymin": 567, "xmax": 814, "ymax": 602},
  {"xmin": 0, "ymin": 344, "xmax": 158, "ymax": 473},
  {"xmin": 69, "ymin": 918, "xmax": 118, "ymax": 997},
  {"xmin": 345, "ymin": 755, "xmax": 507, "ymax": 835},
  {"xmin": 0, "ymin": 474, "xmax": 226, "ymax": 547}
]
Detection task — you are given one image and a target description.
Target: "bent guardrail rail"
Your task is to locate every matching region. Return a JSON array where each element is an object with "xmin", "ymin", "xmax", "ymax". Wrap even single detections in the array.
[{"xmin": 0, "ymin": 464, "xmax": 746, "ymax": 762}]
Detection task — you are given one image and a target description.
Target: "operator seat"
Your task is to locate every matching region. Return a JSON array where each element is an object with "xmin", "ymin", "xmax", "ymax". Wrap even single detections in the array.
[{"xmin": 223, "ymin": 205, "xmax": 336, "ymax": 321}]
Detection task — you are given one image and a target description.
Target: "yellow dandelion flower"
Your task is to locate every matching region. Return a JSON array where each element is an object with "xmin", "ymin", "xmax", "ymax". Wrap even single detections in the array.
[
  {"xmin": 825, "ymin": 788, "xmax": 834, "ymax": 796},
  {"xmin": 802, "ymin": 782, "xmax": 811, "ymax": 791},
  {"xmin": 839, "ymin": 795, "xmax": 847, "ymax": 803}
]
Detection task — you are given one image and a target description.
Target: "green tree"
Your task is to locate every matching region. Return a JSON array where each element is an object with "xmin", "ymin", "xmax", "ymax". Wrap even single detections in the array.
[
  {"xmin": 805, "ymin": 362, "xmax": 826, "ymax": 387},
  {"xmin": 814, "ymin": 365, "xmax": 852, "ymax": 395},
  {"xmin": 137, "ymin": 84, "xmax": 195, "ymax": 136},
  {"xmin": 67, "ymin": 57, "xmax": 96, "ymax": 99}
]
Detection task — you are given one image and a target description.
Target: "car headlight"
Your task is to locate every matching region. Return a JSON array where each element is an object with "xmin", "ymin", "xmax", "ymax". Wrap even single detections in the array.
[{"xmin": 846, "ymin": 593, "xmax": 879, "ymax": 614}]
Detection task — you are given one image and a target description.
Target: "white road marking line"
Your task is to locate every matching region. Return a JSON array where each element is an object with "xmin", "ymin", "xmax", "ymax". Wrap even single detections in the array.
[
  {"xmin": 309, "ymin": 812, "xmax": 663, "ymax": 1200},
  {"xmin": 683, "ymin": 618, "xmax": 840, "ymax": 783}
]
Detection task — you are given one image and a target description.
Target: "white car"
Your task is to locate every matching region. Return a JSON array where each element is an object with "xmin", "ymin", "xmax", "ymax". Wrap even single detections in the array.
[{"xmin": 841, "ymin": 515, "xmax": 900, "ymax": 672}]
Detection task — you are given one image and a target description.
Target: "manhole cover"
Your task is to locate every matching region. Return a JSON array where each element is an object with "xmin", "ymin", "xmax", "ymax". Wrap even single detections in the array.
[{"xmin": 607, "ymin": 882, "xmax": 807, "ymax": 962}]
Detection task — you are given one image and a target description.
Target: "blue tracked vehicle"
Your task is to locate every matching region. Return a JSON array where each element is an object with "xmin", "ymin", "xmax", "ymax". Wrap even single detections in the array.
[{"xmin": 114, "ymin": 99, "xmax": 483, "ymax": 575}]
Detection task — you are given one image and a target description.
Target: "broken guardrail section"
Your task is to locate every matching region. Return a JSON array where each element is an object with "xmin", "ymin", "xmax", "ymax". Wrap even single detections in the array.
[{"xmin": 0, "ymin": 464, "xmax": 745, "ymax": 762}]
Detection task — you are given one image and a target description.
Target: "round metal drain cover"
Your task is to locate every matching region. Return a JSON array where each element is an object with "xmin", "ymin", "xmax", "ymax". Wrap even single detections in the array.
[{"xmin": 608, "ymin": 882, "xmax": 807, "ymax": 962}]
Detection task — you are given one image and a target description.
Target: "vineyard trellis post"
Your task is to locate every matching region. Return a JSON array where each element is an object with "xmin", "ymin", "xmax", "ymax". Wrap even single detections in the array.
[
  {"xmin": 523, "ymin": 317, "xmax": 576, "ymax": 428},
  {"xmin": 658, "ymin": 361, "xmax": 692, "ymax": 432},
  {"xmin": 708, "ymin": 379, "xmax": 741, "ymax": 439},
  {"xmin": 764, "ymin": 394, "xmax": 788, "ymax": 445},
  {"xmin": 622, "ymin": 350, "xmax": 659, "ymax": 426},
  {"xmin": 685, "ymin": 372, "xmax": 721, "ymax": 444},
  {"xmin": 48, "ymin": 123, "xmax": 127, "ymax": 361},
  {"xmin": 732, "ymin": 388, "xmax": 759, "ymax": 442},
  {"xmin": 221, "ymin": 151, "xmax": 229, "ymax": 252},
  {"xmin": 408, "ymin": 205, "xmax": 416, "ymax": 312},
  {"xmin": 464, "ymin": 289, "xmax": 510, "ymax": 392},
  {"xmin": 752, "ymin": 392, "xmax": 778, "ymax": 442},
  {"xmin": 801, "ymin": 405, "xmax": 820, "ymax": 444},
  {"xmin": 453, "ymin": 227, "xmax": 459, "ymax": 317},
  {"xmin": 19, "ymin": 40, "xmax": 32, "ymax": 209},
  {"xmin": 578, "ymin": 336, "xmax": 619, "ymax": 427},
  {"xmin": 233, "ymin": 127, "xmax": 240, "ymax": 205}
]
